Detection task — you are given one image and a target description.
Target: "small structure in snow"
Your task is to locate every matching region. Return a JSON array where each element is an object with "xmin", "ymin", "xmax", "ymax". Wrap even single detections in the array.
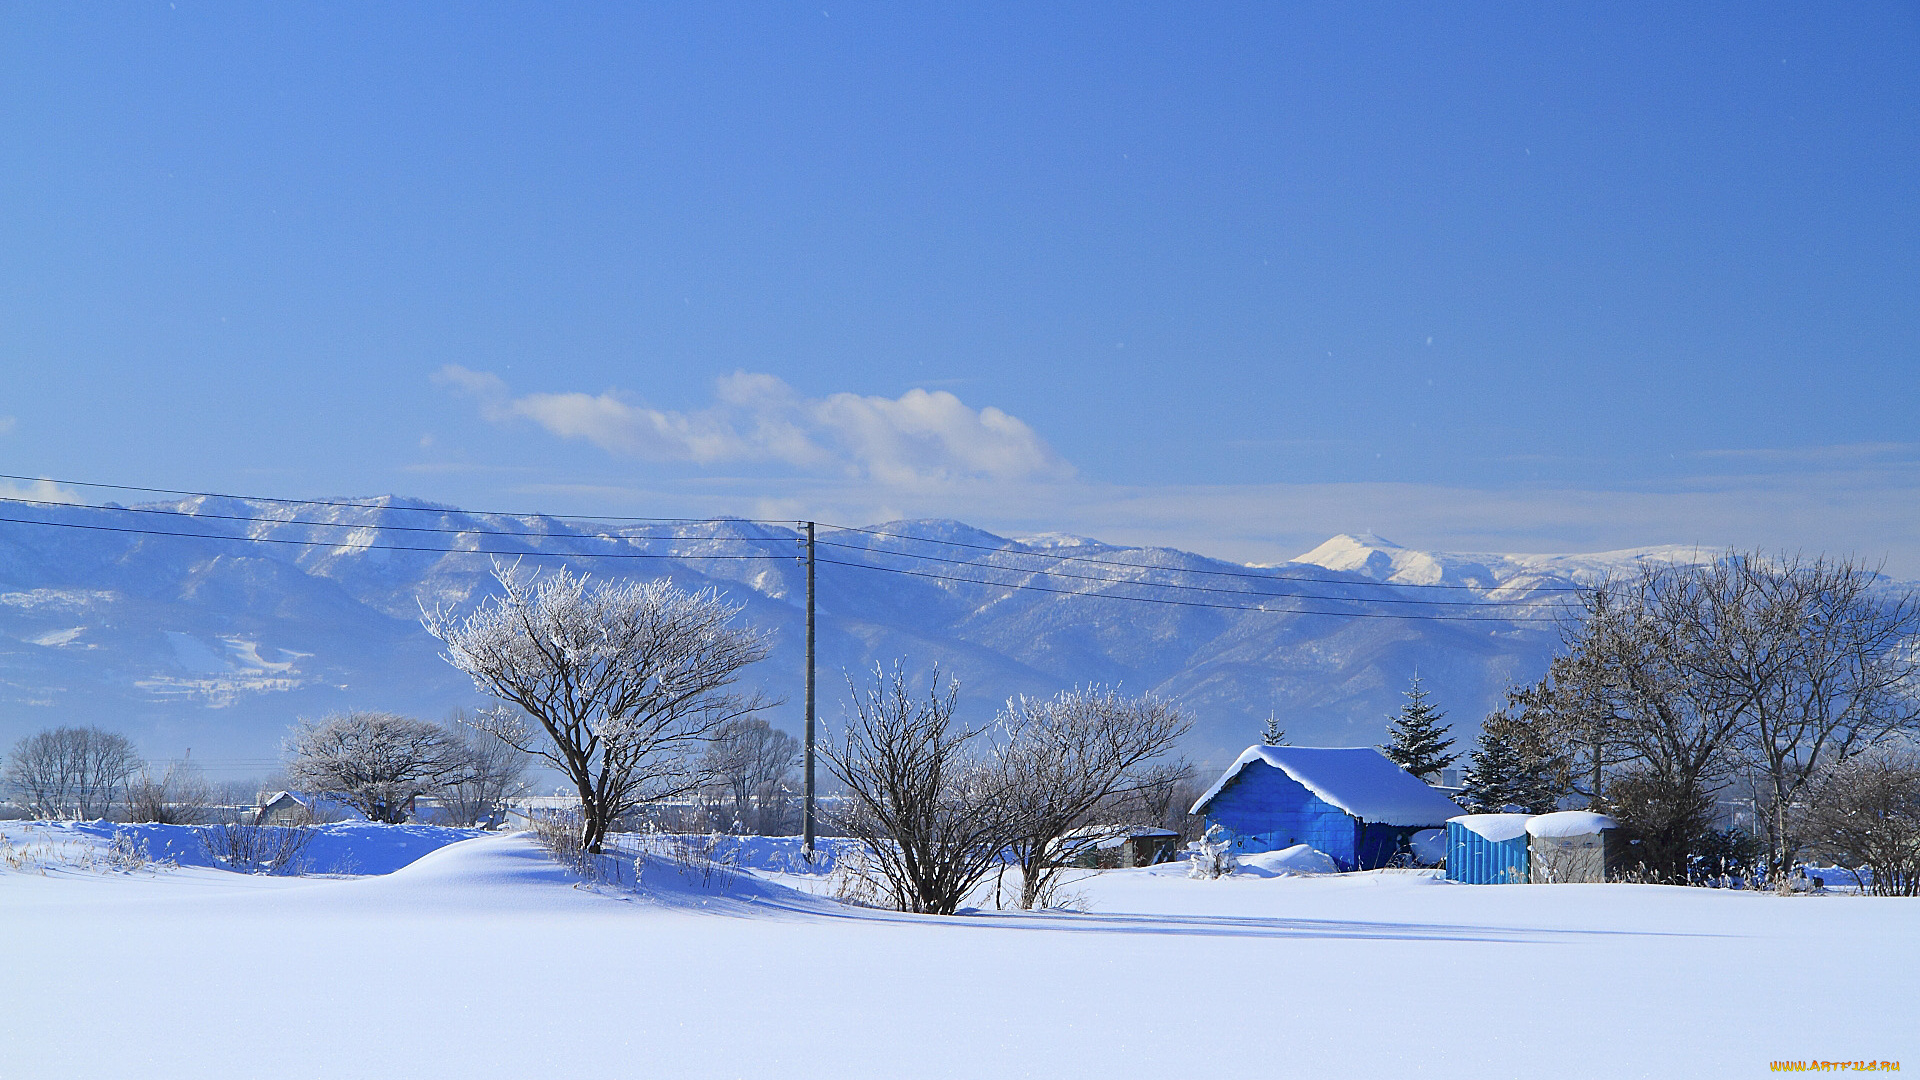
[
  {"xmin": 255, "ymin": 791, "xmax": 310, "ymax": 826},
  {"xmin": 1190, "ymin": 746, "xmax": 1465, "ymax": 871},
  {"xmin": 1064, "ymin": 826, "xmax": 1183, "ymax": 869},
  {"xmin": 1446, "ymin": 814, "xmax": 1533, "ymax": 884},
  {"xmin": 1526, "ymin": 811, "xmax": 1621, "ymax": 884},
  {"xmin": 253, "ymin": 791, "xmax": 365, "ymax": 826}
]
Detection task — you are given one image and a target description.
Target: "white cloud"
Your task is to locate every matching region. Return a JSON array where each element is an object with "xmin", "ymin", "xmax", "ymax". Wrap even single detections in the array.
[
  {"xmin": 0, "ymin": 416, "xmax": 16, "ymax": 435},
  {"xmin": 0, "ymin": 478, "xmax": 81, "ymax": 505},
  {"xmin": 436, "ymin": 366, "xmax": 1073, "ymax": 486}
]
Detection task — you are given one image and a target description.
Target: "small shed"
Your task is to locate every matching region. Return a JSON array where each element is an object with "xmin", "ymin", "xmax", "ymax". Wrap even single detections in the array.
[
  {"xmin": 1527, "ymin": 811, "xmax": 1621, "ymax": 883},
  {"xmin": 1065, "ymin": 826, "xmax": 1183, "ymax": 869},
  {"xmin": 1445, "ymin": 814, "xmax": 1534, "ymax": 884},
  {"xmin": 253, "ymin": 791, "xmax": 364, "ymax": 826},
  {"xmin": 1190, "ymin": 746, "xmax": 1465, "ymax": 871},
  {"xmin": 255, "ymin": 791, "xmax": 310, "ymax": 826}
]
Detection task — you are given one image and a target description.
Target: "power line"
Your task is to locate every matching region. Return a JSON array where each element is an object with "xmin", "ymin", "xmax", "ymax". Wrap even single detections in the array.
[
  {"xmin": 817, "ymin": 521, "xmax": 1589, "ymax": 593},
  {"xmin": 815, "ymin": 555, "xmax": 1564, "ymax": 624}
]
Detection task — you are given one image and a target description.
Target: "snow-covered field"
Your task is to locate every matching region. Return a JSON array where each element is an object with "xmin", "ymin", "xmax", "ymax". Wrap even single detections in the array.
[{"xmin": 2, "ymin": 825, "xmax": 1912, "ymax": 1079}]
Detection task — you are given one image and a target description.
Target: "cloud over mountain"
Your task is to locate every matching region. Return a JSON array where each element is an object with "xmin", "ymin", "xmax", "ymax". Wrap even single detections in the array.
[{"xmin": 437, "ymin": 367, "xmax": 1072, "ymax": 487}]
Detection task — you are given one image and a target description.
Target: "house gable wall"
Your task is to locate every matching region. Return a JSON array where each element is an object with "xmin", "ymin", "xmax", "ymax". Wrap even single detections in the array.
[{"xmin": 1202, "ymin": 760, "xmax": 1358, "ymax": 867}]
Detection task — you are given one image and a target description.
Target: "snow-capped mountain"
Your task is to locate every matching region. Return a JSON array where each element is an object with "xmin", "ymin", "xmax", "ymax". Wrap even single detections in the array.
[{"xmin": 0, "ymin": 497, "xmax": 1697, "ymax": 775}]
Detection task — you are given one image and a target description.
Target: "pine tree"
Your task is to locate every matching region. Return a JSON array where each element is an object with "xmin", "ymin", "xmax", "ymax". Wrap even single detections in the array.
[
  {"xmin": 1459, "ymin": 714, "xmax": 1559, "ymax": 813},
  {"xmin": 1381, "ymin": 674, "xmax": 1456, "ymax": 782},
  {"xmin": 1261, "ymin": 714, "xmax": 1286, "ymax": 746}
]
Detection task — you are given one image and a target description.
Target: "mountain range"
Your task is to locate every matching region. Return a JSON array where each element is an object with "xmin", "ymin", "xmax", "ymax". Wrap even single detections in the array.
[{"xmin": 0, "ymin": 495, "xmax": 1706, "ymax": 780}]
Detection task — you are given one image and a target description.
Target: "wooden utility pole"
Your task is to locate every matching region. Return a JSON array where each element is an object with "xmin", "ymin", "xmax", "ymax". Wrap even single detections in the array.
[{"xmin": 802, "ymin": 520, "xmax": 817, "ymax": 860}]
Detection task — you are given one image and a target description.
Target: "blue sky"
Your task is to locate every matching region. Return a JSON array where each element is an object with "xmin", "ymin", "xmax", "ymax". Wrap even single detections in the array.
[{"xmin": 3, "ymin": 3, "xmax": 1916, "ymax": 569}]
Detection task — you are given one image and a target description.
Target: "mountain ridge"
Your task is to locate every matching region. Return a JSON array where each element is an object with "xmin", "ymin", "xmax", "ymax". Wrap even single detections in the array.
[{"xmin": 0, "ymin": 496, "xmax": 1723, "ymax": 776}]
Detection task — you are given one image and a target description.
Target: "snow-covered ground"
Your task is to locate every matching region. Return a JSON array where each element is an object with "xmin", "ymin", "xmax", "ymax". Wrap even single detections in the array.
[{"xmin": 2, "ymin": 825, "xmax": 1912, "ymax": 1079}]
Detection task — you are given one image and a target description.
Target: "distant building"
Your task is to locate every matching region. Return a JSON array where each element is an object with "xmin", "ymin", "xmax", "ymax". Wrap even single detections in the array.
[
  {"xmin": 252, "ymin": 791, "xmax": 367, "ymax": 826},
  {"xmin": 254, "ymin": 791, "xmax": 310, "ymax": 826},
  {"xmin": 1062, "ymin": 825, "xmax": 1183, "ymax": 869},
  {"xmin": 1190, "ymin": 746, "xmax": 1465, "ymax": 871}
]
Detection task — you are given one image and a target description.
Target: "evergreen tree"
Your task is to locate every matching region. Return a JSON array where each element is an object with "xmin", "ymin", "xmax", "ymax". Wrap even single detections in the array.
[
  {"xmin": 1381, "ymin": 674, "xmax": 1457, "ymax": 781},
  {"xmin": 1459, "ymin": 714, "xmax": 1560, "ymax": 813},
  {"xmin": 1261, "ymin": 714, "xmax": 1286, "ymax": 746}
]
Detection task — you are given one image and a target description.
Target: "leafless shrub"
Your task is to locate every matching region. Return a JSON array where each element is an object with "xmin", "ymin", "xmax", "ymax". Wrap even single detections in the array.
[
  {"xmin": 200, "ymin": 821, "xmax": 315, "ymax": 875},
  {"xmin": 3, "ymin": 726, "xmax": 144, "ymax": 819},
  {"xmin": 1801, "ymin": 745, "xmax": 1920, "ymax": 896},
  {"xmin": 425, "ymin": 563, "xmax": 772, "ymax": 854},
  {"xmin": 126, "ymin": 760, "xmax": 215, "ymax": 825},
  {"xmin": 821, "ymin": 663, "xmax": 1006, "ymax": 915}
]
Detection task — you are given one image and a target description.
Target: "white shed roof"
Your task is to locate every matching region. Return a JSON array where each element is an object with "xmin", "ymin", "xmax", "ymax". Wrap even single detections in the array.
[
  {"xmin": 1448, "ymin": 813, "xmax": 1533, "ymax": 843},
  {"xmin": 1191, "ymin": 746, "xmax": 1466, "ymax": 827},
  {"xmin": 1527, "ymin": 811, "xmax": 1618, "ymax": 838}
]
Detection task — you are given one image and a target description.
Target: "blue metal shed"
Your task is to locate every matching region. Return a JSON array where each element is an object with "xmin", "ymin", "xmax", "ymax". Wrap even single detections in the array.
[
  {"xmin": 1445, "ymin": 815, "xmax": 1533, "ymax": 884},
  {"xmin": 1190, "ymin": 746, "xmax": 1465, "ymax": 871}
]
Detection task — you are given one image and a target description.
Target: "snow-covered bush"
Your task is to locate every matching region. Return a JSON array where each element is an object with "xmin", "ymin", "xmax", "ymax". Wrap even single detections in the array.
[{"xmin": 1187, "ymin": 824, "xmax": 1237, "ymax": 879}]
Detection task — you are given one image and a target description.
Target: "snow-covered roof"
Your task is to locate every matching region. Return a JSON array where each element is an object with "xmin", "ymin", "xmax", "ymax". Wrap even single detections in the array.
[
  {"xmin": 1526, "ymin": 811, "xmax": 1617, "ymax": 838},
  {"xmin": 1191, "ymin": 746, "xmax": 1466, "ymax": 827},
  {"xmin": 1448, "ymin": 814, "xmax": 1533, "ymax": 843}
]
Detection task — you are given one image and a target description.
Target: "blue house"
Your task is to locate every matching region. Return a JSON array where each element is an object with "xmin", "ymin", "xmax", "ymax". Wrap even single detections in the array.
[{"xmin": 1190, "ymin": 746, "xmax": 1466, "ymax": 871}]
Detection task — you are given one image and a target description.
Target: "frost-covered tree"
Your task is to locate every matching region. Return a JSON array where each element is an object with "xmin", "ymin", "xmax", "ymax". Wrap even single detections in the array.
[
  {"xmin": 425, "ymin": 564, "xmax": 770, "ymax": 854},
  {"xmin": 285, "ymin": 711, "xmax": 465, "ymax": 824},
  {"xmin": 1261, "ymin": 714, "xmax": 1287, "ymax": 747},
  {"xmin": 1801, "ymin": 746, "xmax": 1920, "ymax": 896},
  {"xmin": 4, "ymin": 726, "xmax": 143, "ymax": 819},
  {"xmin": 1459, "ymin": 712, "xmax": 1560, "ymax": 814},
  {"xmin": 992, "ymin": 687, "xmax": 1190, "ymax": 909},
  {"xmin": 1381, "ymin": 674, "xmax": 1456, "ymax": 782}
]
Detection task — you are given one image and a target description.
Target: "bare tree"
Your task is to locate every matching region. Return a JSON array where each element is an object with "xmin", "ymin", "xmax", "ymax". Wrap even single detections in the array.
[
  {"xmin": 424, "ymin": 563, "xmax": 771, "ymax": 854},
  {"xmin": 436, "ymin": 712, "xmax": 532, "ymax": 828},
  {"xmin": 126, "ymin": 759, "xmax": 215, "ymax": 825},
  {"xmin": 1674, "ymin": 554, "xmax": 1920, "ymax": 874},
  {"xmin": 1512, "ymin": 567, "xmax": 1754, "ymax": 876},
  {"xmin": 699, "ymin": 717, "xmax": 800, "ymax": 834},
  {"xmin": 821, "ymin": 663, "xmax": 1008, "ymax": 915},
  {"xmin": 1800, "ymin": 744, "xmax": 1920, "ymax": 896},
  {"xmin": 285, "ymin": 711, "xmax": 466, "ymax": 824},
  {"xmin": 3, "ymin": 726, "xmax": 144, "ymax": 819},
  {"xmin": 991, "ymin": 687, "xmax": 1190, "ymax": 909}
]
